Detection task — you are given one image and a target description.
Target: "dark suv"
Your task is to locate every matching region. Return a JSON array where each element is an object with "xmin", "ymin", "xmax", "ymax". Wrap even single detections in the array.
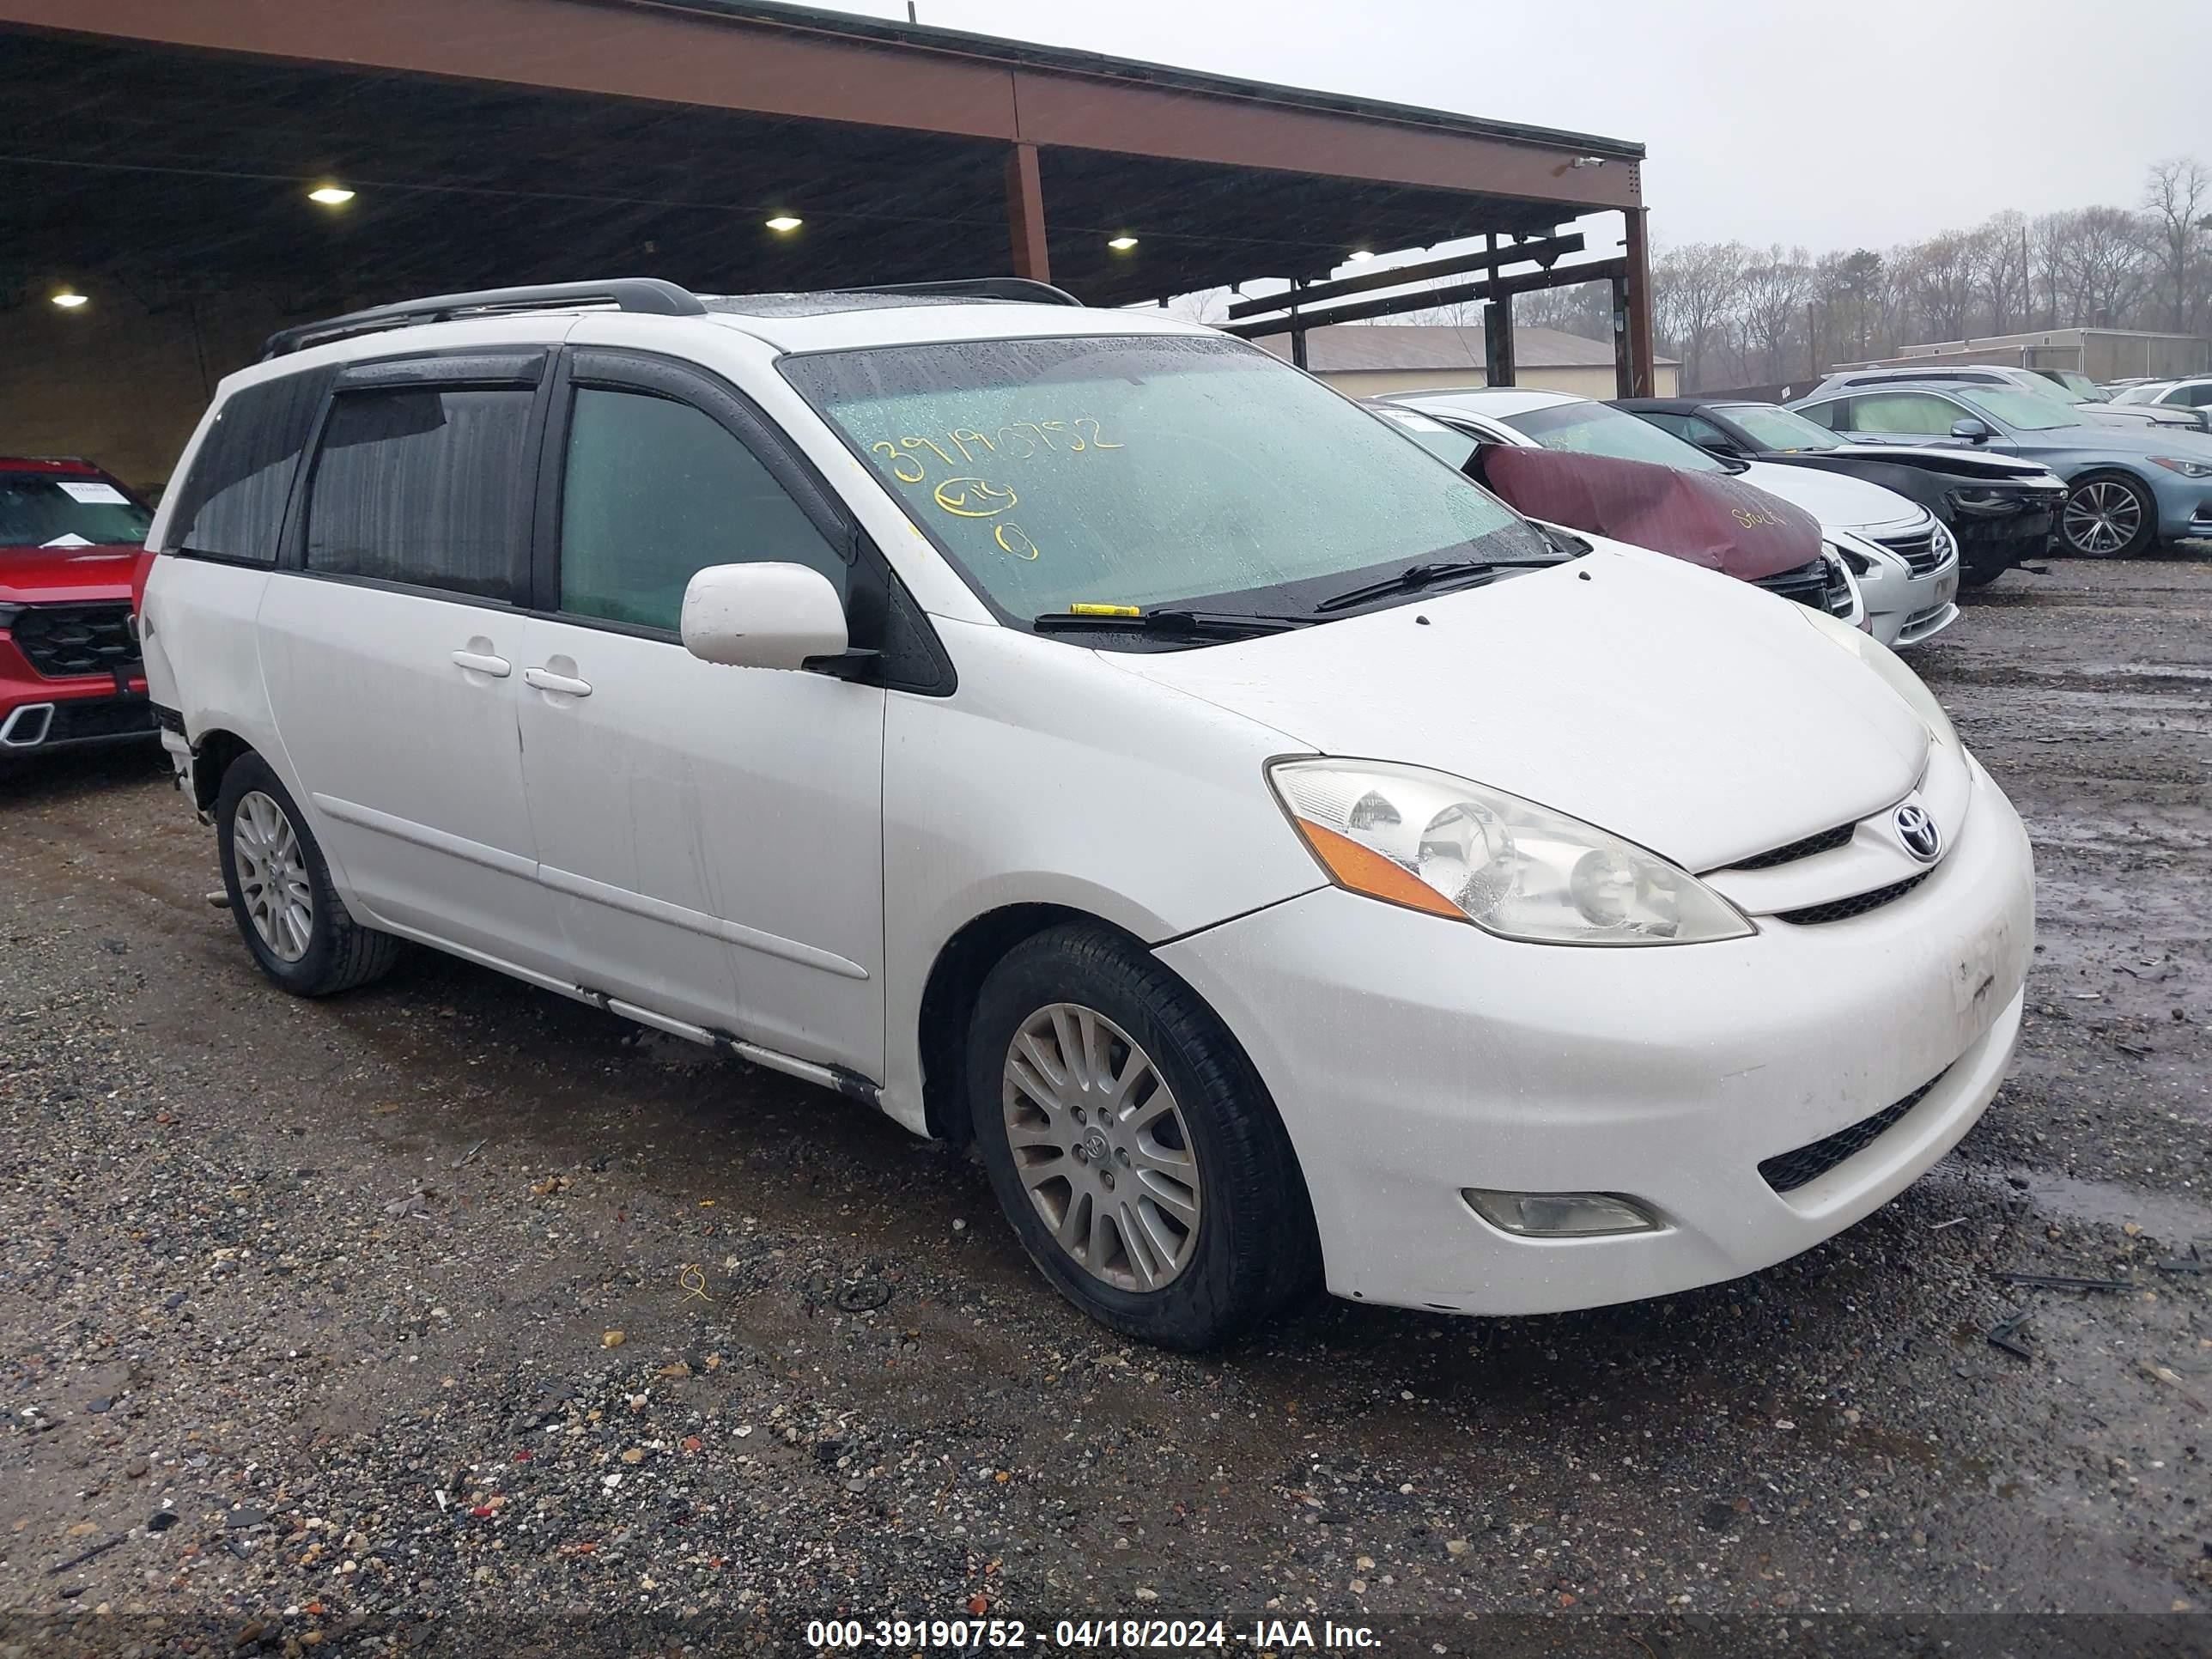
[{"xmin": 0, "ymin": 457, "xmax": 157, "ymax": 757}]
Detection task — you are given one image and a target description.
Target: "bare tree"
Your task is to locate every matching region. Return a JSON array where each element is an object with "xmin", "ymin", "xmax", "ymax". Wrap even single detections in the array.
[
  {"xmin": 1654, "ymin": 242, "xmax": 1745, "ymax": 392},
  {"xmin": 2142, "ymin": 155, "xmax": 2211, "ymax": 332},
  {"xmin": 1737, "ymin": 246, "xmax": 1809, "ymax": 384},
  {"xmin": 1894, "ymin": 232, "xmax": 1978, "ymax": 343},
  {"xmin": 1970, "ymin": 211, "xmax": 2032, "ymax": 334},
  {"xmin": 2041, "ymin": 205, "xmax": 2155, "ymax": 327}
]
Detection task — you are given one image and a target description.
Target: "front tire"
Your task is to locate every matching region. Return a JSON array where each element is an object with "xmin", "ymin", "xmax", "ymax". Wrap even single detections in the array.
[
  {"xmin": 966, "ymin": 924, "xmax": 1319, "ymax": 1350},
  {"xmin": 216, "ymin": 751, "xmax": 403, "ymax": 996},
  {"xmin": 2059, "ymin": 472, "xmax": 2157, "ymax": 558}
]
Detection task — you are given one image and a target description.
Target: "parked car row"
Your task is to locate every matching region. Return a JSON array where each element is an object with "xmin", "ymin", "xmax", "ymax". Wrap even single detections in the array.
[
  {"xmin": 1784, "ymin": 378, "xmax": 2212, "ymax": 559},
  {"xmin": 1615, "ymin": 398, "xmax": 2066, "ymax": 588},
  {"xmin": 1370, "ymin": 386, "xmax": 1966, "ymax": 647},
  {"xmin": 96, "ymin": 276, "xmax": 2039, "ymax": 1352}
]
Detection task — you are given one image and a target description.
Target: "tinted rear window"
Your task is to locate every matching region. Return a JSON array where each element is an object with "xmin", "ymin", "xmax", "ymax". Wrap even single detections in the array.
[
  {"xmin": 304, "ymin": 386, "xmax": 534, "ymax": 602},
  {"xmin": 165, "ymin": 368, "xmax": 334, "ymax": 562}
]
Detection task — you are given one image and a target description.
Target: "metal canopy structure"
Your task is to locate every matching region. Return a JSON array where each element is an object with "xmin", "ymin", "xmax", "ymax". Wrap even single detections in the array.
[{"xmin": 0, "ymin": 0, "xmax": 1656, "ymax": 392}]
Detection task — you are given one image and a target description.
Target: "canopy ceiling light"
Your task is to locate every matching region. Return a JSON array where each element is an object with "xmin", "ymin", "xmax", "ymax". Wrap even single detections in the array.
[
  {"xmin": 307, "ymin": 185, "xmax": 356, "ymax": 205},
  {"xmin": 1107, "ymin": 235, "xmax": 1139, "ymax": 252},
  {"xmin": 764, "ymin": 215, "xmax": 804, "ymax": 233},
  {"xmin": 50, "ymin": 289, "xmax": 88, "ymax": 308}
]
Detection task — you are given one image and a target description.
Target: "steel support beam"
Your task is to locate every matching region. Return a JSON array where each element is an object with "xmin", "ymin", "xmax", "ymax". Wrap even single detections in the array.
[
  {"xmin": 1223, "ymin": 229, "xmax": 1582, "ymax": 319},
  {"xmin": 1220, "ymin": 255, "xmax": 1626, "ymax": 337},
  {"xmin": 1624, "ymin": 205, "xmax": 1656, "ymax": 397},
  {"xmin": 1483, "ymin": 290, "xmax": 1516, "ymax": 387},
  {"xmin": 1006, "ymin": 141, "xmax": 1048, "ymax": 281}
]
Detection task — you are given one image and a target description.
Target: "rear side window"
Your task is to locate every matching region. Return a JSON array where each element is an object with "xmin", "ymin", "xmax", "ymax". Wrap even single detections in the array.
[
  {"xmin": 164, "ymin": 368, "xmax": 333, "ymax": 562},
  {"xmin": 304, "ymin": 387, "xmax": 534, "ymax": 602}
]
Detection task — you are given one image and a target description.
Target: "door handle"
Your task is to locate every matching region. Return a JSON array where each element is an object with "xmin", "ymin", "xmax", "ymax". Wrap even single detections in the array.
[
  {"xmin": 524, "ymin": 666, "xmax": 593, "ymax": 698},
  {"xmin": 451, "ymin": 649, "xmax": 511, "ymax": 678}
]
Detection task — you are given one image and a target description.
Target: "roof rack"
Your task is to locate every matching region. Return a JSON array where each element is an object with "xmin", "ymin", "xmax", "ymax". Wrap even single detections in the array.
[
  {"xmin": 261, "ymin": 274, "xmax": 1085, "ymax": 359},
  {"xmin": 261, "ymin": 278, "xmax": 708, "ymax": 359},
  {"xmin": 850, "ymin": 277, "xmax": 1083, "ymax": 307}
]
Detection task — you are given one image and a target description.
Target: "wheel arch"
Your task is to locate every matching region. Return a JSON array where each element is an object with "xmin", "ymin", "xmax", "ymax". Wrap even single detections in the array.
[
  {"xmin": 189, "ymin": 726, "xmax": 255, "ymax": 814},
  {"xmin": 917, "ymin": 902, "xmax": 1103, "ymax": 1145}
]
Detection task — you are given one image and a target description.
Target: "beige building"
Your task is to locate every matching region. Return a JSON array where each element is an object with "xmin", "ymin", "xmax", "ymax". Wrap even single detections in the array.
[{"xmin": 1255, "ymin": 323, "xmax": 1680, "ymax": 399}]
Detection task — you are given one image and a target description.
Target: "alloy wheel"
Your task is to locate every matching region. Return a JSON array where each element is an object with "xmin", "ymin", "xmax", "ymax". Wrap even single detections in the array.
[
  {"xmin": 233, "ymin": 789, "xmax": 313, "ymax": 963},
  {"xmin": 2062, "ymin": 480, "xmax": 2142, "ymax": 556},
  {"xmin": 1000, "ymin": 1002, "xmax": 1203, "ymax": 1292}
]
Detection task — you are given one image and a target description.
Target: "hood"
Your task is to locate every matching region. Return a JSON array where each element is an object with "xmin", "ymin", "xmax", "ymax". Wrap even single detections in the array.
[
  {"xmin": 2080, "ymin": 403, "xmax": 2206, "ymax": 431},
  {"xmin": 2029, "ymin": 421, "xmax": 2212, "ymax": 459},
  {"xmin": 0, "ymin": 543, "xmax": 144, "ymax": 605},
  {"xmin": 1472, "ymin": 446, "xmax": 1818, "ymax": 581},
  {"xmin": 1826, "ymin": 445, "xmax": 2061, "ymax": 483},
  {"xmin": 1739, "ymin": 459, "xmax": 1929, "ymax": 535},
  {"xmin": 1105, "ymin": 540, "xmax": 1929, "ymax": 872}
]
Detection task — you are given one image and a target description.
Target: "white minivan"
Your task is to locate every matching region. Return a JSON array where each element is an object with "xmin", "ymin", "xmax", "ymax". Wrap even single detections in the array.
[{"xmin": 141, "ymin": 278, "xmax": 2034, "ymax": 1350}]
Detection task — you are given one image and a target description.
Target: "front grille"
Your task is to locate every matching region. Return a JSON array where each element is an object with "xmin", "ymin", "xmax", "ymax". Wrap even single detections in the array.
[
  {"xmin": 1759, "ymin": 1074, "xmax": 1944, "ymax": 1194},
  {"xmin": 1725, "ymin": 822, "xmax": 1856, "ymax": 872},
  {"xmin": 1774, "ymin": 871, "xmax": 1931, "ymax": 925},
  {"xmin": 1822, "ymin": 556, "xmax": 1856, "ymax": 617},
  {"xmin": 46, "ymin": 697, "xmax": 156, "ymax": 744},
  {"xmin": 9, "ymin": 603, "xmax": 140, "ymax": 680},
  {"xmin": 1754, "ymin": 558, "xmax": 1831, "ymax": 609},
  {"xmin": 1875, "ymin": 526, "xmax": 1950, "ymax": 576}
]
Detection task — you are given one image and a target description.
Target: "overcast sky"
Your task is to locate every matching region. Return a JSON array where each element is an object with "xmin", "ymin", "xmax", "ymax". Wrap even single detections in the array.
[{"xmin": 823, "ymin": 0, "xmax": 2212, "ymax": 253}]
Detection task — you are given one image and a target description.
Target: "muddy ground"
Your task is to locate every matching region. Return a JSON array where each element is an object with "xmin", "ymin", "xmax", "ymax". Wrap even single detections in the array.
[{"xmin": 2, "ymin": 554, "xmax": 2208, "ymax": 1653}]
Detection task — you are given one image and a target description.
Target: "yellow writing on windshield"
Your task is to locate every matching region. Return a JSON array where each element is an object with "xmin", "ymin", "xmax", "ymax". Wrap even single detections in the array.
[
  {"xmin": 994, "ymin": 523, "xmax": 1041, "ymax": 560},
  {"xmin": 868, "ymin": 441, "xmax": 927, "ymax": 483},
  {"xmin": 863, "ymin": 418, "xmax": 1125, "ymax": 474},
  {"xmin": 934, "ymin": 477, "xmax": 1019, "ymax": 518}
]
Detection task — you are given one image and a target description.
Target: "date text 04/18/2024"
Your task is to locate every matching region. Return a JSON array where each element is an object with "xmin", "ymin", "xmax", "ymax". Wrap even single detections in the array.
[{"xmin": 804, "ymin": 1618, "xmax": 1382, "ymax": 1650}]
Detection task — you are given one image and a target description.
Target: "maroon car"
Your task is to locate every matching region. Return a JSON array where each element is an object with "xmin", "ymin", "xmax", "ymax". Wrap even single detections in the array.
[{"xmin": 0, "ymin": 457, "xmax": 158, "ymax": 758}]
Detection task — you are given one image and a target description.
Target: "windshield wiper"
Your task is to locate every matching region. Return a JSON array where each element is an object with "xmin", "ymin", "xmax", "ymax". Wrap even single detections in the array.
[
  {"xmin": 1031, "ymin": 608, "xmax": 1312, "ymax": 639},
  {"xmin": 1313, "ymin": 559, "xmax": 1497, "ymax": 613}
]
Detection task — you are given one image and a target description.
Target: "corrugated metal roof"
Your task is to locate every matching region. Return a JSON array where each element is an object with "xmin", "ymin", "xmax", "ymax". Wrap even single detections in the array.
[
  {"xmin": 644, "ymin": 2, "xmax": 1646, "ymax": 158},
  {"xmin": 1253, "ymin": 324, "xmax": 1675, "ymax": 372}
]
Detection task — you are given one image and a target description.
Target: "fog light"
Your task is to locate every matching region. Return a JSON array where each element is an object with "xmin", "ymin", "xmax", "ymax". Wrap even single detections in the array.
[{"xmin": 1462, "ymin": 1188, "xmax": 1660, "ymax": 1237}]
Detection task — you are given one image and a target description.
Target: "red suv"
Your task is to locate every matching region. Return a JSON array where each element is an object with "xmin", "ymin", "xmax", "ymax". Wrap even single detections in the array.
[{"xmin": 1, "ymin": 457, "xmax": 158, "ymax": 757}]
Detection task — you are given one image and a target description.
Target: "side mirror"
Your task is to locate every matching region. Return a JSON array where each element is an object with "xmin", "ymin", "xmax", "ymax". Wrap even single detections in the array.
[
  {"xmin": 1949, "ymin": 417, "xmax": 1994, "ymax": 444},
  {"xmin": 681, "ymin": 562, "xmax": 848, "ymax": 671}
]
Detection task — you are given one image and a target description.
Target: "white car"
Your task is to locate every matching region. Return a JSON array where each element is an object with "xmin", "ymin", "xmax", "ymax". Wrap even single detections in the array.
[
  {"xmin": 140, "ymin": 278, "xmax": 2033, "ymax": 1350},
  {"xmin": 1376, "ymin": 387, "xmax": 1963, "ymax": 647}
]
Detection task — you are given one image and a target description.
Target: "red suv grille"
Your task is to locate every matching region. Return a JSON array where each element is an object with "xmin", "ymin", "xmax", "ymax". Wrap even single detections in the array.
[{"xmin": 9, "ymin": 602, "xmax": 140, "ymax": 679}]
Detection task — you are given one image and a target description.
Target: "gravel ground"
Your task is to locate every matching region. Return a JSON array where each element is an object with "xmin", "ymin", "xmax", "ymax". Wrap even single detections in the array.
[{"xmin": 2, "ymin": 553, "xmax": 2208, "ymax": 1654}]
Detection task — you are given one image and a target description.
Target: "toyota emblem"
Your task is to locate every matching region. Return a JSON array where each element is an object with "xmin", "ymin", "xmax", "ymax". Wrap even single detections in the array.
[{"xmin": 1893, "ymin": 803, "xmax": 1942, "ymax": 862}]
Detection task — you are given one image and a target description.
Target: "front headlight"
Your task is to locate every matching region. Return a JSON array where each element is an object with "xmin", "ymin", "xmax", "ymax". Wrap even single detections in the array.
[
  {"xmin": 1797, "ymin": 604, "xmax": 1956, "ymax": 749},
  {"xmin": 2150, "ymin": 455, "xmax": 2212, "ymax": 478},
  {"xmin": 1267, "ymin": 759, "xmax": 1753, "ymax": 945}
]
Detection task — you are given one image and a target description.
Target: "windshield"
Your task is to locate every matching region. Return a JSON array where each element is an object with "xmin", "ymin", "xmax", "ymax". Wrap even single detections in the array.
[
  {"xmin": 1956, "ymin": 388, "xmax": 2081, "ymax": 432},
  {"xmin": 1501, "ymin": 399, "xmax": 1729, "ymax": 472},
  {"xmin": 784, "ymin": 334, "xmax": 1551, "ymax": 629},
  {"xmin": 2045, "ymin": 370, "xmax": 2108, "ymax": 401},
  {"xmin": 0, "ymin": 472, "xmax": 154, "ymax": 548},
  {"xmin": 1370, "ymin": 406, "xmax": 1481, "ymax": 469},
  {"xmin": 1723, "ymin": 404, "xmax": 1845, "ymax": 452}
]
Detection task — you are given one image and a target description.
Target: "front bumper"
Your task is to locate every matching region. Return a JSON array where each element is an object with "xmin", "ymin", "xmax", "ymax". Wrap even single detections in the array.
[
  {"xmin": 1155, "ymin": 757, "xmax": 2034, "ymax": 1316},
  {"xmin": 1, "ymin": 633, "xmax": 155, "ymax": 755},
  {"xmin": 1852, "ymin": 546, "xmax": 1960, "ymax": 649},
  {"xmin": 2151, "ymin": 473, "xmax": 2212, "ymax": 541}
]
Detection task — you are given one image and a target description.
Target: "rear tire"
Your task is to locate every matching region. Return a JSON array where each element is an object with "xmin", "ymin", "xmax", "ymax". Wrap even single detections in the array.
[
  {"xmin": 215, "ymin": 751, "xmax": 403, "ymax": 996},
  {"xmin": 966, "ymin": 923, "xmax": 1320, "ymax": 1350},
  {"xmin": 2058, "ymin": 472, "xmax": 2156, "ymax": 559}
]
